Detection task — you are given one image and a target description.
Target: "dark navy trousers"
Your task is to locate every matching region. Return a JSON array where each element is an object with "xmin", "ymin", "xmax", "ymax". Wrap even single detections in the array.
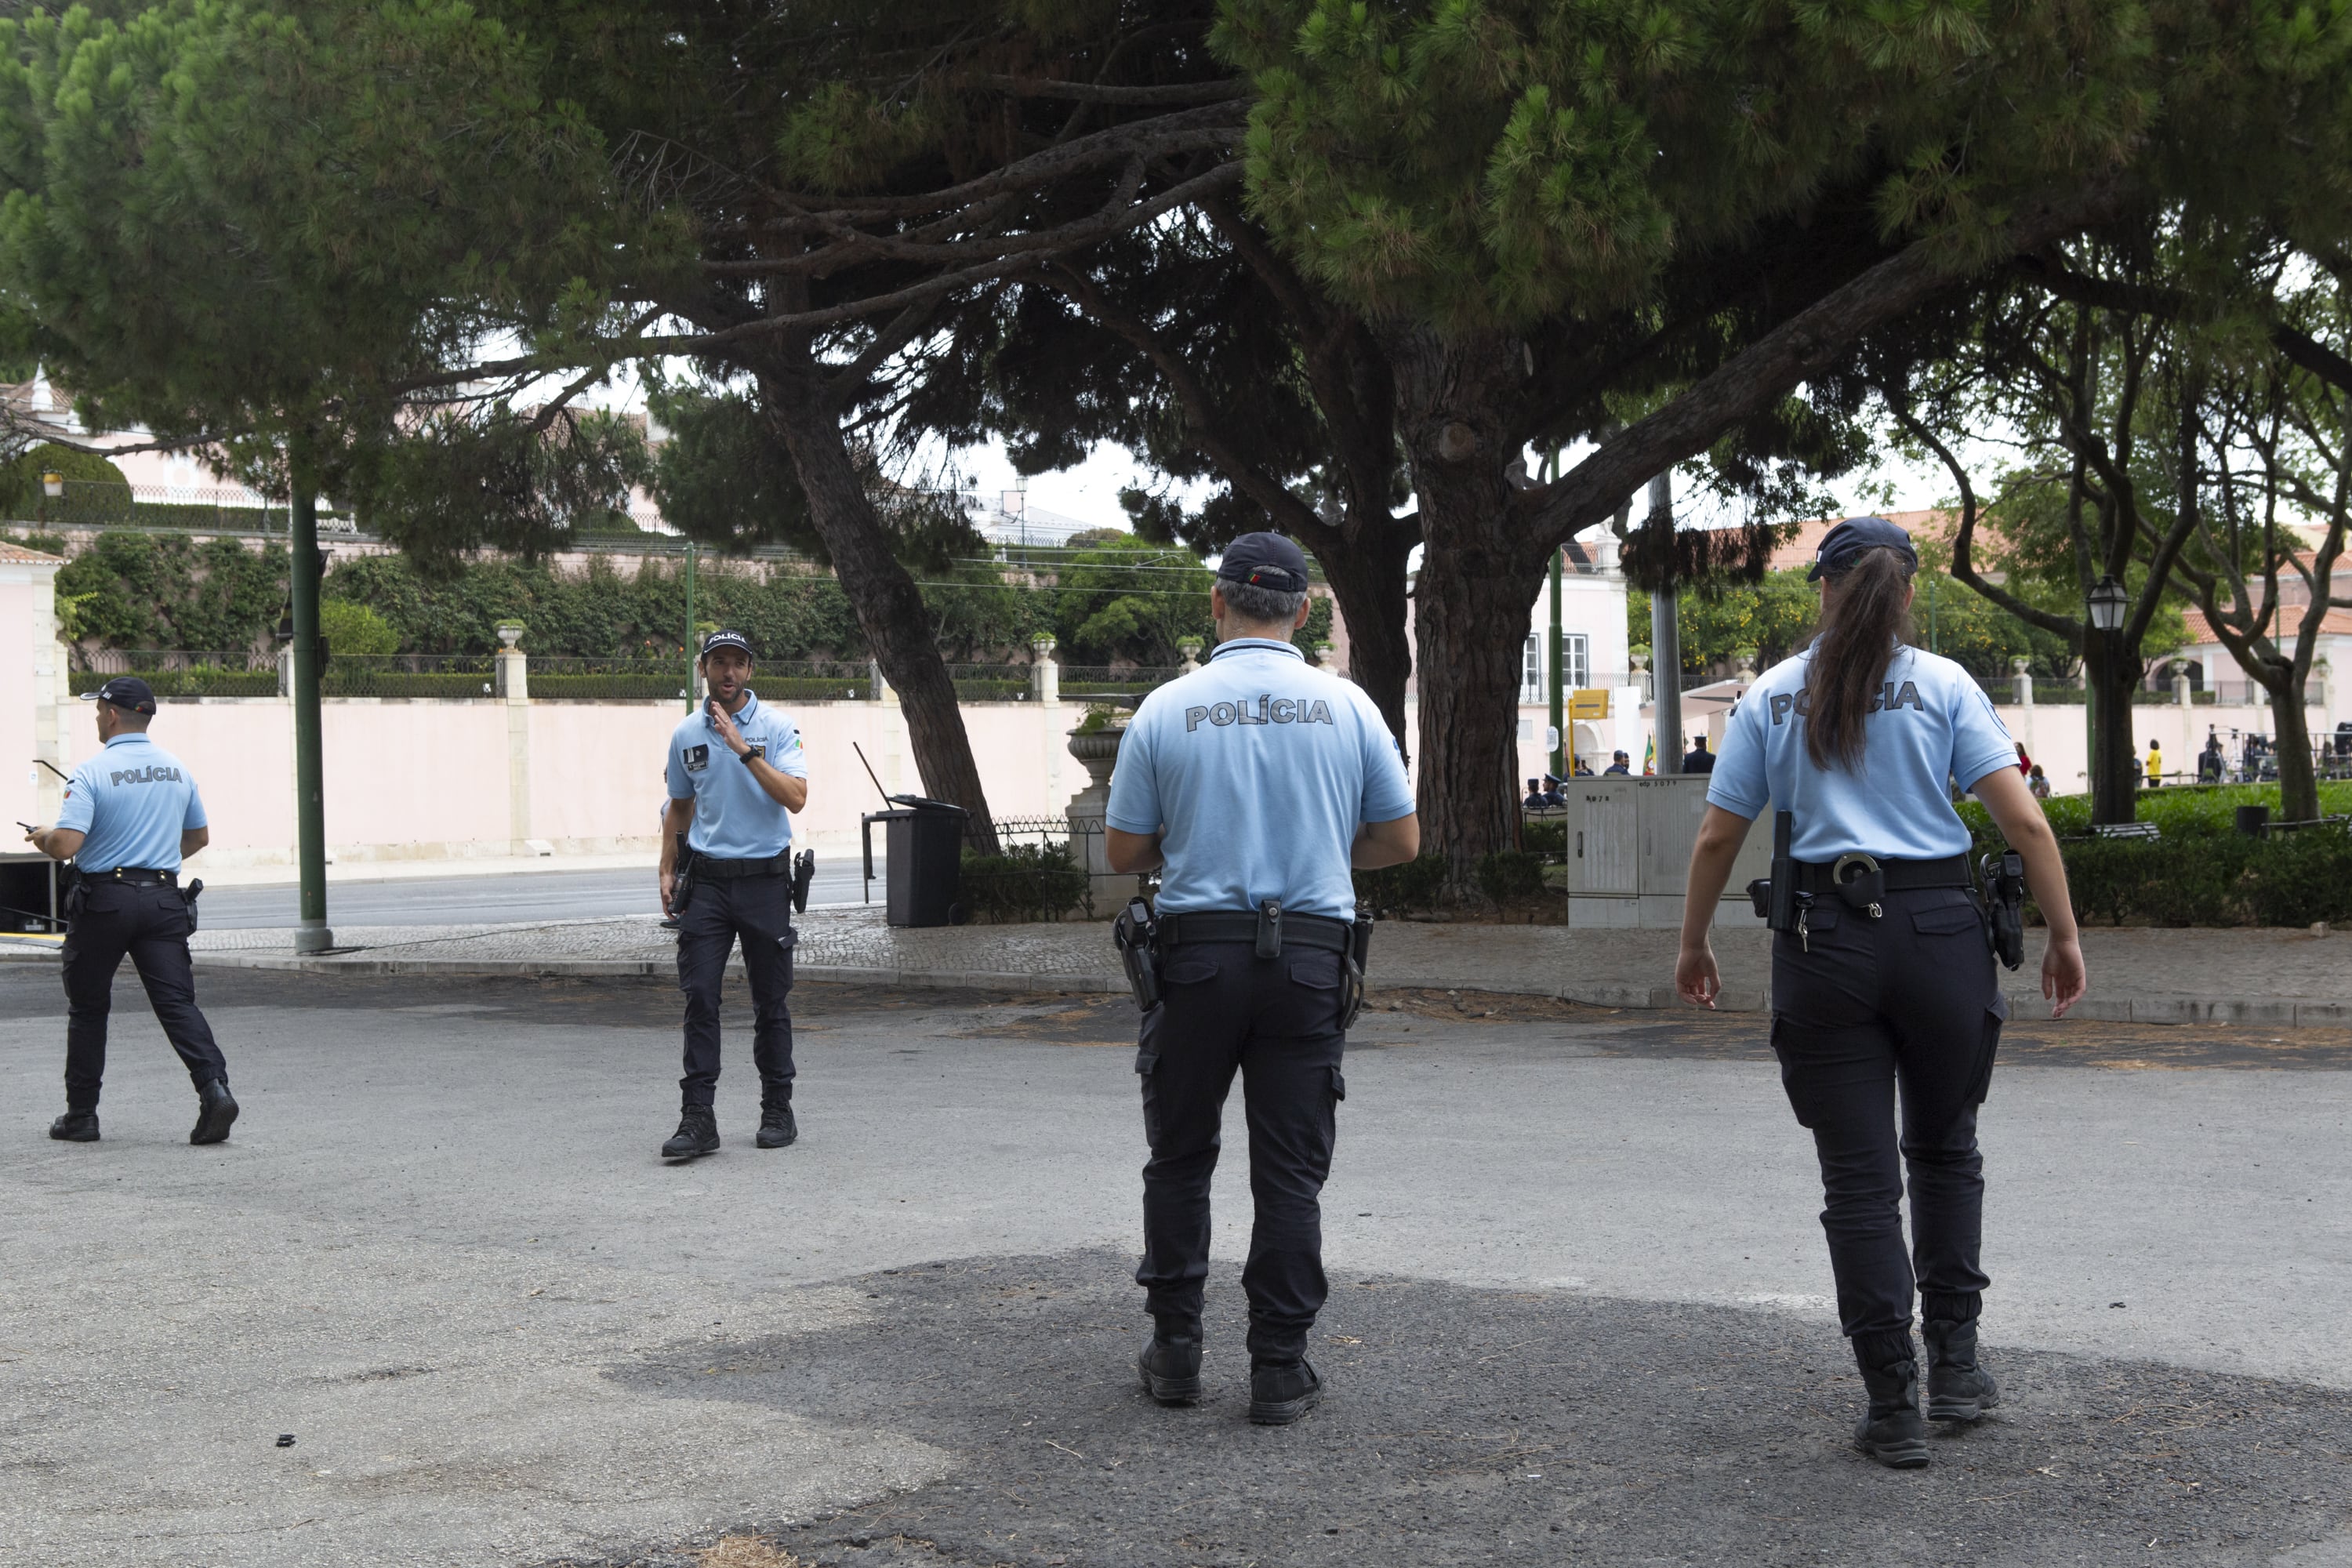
[
  {"xmin": 62, "ymin": 878, "xmax": 228, "ymax": 1111},
  {"xmin": 1134, "ymin": 938, "xmax": 1348, "ymax": 1362},
  {"xmin": 1769, "ymin": 884, "xmax": 2005, "ymax": 1337},
  {"xmin": 675, "ymin": 871, "xmax": 797, "ymax": 1109}
]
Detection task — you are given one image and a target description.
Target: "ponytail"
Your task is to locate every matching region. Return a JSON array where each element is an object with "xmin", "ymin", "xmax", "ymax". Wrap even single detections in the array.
[{"xmin": 1803, "ymin": 546, "xmax": 1915, "ymax": 771}]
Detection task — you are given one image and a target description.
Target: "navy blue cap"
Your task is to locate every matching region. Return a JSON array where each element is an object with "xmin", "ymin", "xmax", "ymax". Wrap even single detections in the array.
[
  {"xmin": 1808, "ymin": 517, "xmax": 1919, "ymax": 582},
  {"xmin": 699, "ymin": 629, "xmax": 754, "ymax": 660},
  {"xmin": 1215, "ymin": 532, "xmax": 1311, "ymax": 594},
  {"xmin": 80, "ymin": 676, "xmax": 156, "ymax": 713}
]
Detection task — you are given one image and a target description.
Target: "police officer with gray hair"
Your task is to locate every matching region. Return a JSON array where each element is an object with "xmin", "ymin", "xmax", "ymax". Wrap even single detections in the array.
[
  {"xmin": 1105, "ymin": 532, "xmax": 1418, "ymax": 1425},
  {"xmin": 24, "ymin": 677, "xmax": 236, "ymax": 1145},
  {"xmin": 1676, "ymin": 517, "xmax": 2088, "ymax": 1468}
]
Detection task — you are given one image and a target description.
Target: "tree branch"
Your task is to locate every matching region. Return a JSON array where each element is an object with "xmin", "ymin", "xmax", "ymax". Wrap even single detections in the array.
[
  {"xmin": 977, "ymin": 75, "xmax": 1247, "ymax": 105},
  {"xmin": 1525, "ymin": 177, "xmax": 2129, "ymax": 544},
  {"xmin": 1888, "ymin": 398, "xmax": 2081, "ymax": 640}
]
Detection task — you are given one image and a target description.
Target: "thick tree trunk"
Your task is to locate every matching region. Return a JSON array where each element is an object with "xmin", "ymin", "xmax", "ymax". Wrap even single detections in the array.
[
  {"xmin": 2085, "ymin": 631, "xmax": 2143, "ymax": 825},
  {"xmin": 2268, "ymin": 679, "xmax": 2320, "ymax": 822},
  {"xmin": 1384, "ymin": 325, "xmax": 1545, "ymax": 898},
  {"xmin": 1312, "ymin": 523, "xmax": 1416, "ymax": 757},
  {"xmin": 758, "ymin": 367, "xmax": 1000, "ymax": 851}
]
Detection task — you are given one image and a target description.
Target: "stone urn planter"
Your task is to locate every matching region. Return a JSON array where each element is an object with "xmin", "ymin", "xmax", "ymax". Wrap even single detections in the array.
[{"xmin": 1067, "ymin": 720, "xmax": 1126, "ymax": 795}]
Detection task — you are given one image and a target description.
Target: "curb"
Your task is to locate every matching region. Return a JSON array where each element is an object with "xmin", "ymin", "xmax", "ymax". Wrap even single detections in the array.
[{"xmin": 165, "ymin": 949, "xmax": 2350, "ymax": 1027}]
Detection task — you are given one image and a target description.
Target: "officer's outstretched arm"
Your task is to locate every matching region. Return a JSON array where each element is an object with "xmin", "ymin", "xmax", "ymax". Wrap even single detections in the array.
[
  {"xmin": 1352, "ymin": 813, "xmax": 1419, "ymax": 868},
  {"xmin": 1105, "ymin": 827, "xmax": 1163, "ymax": 873},
  {"xmin": 29, "ymin": 826, "xmax": 83, "ymax": 862}
]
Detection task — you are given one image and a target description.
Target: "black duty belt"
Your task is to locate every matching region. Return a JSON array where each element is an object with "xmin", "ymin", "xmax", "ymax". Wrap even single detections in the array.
[
  {"xmin": 1157, "ymin": 909, "xmax": 1352, "ymax": 953},
  {"xmin": 693, "ymin": 851, "xmax": 795, "ymax": 880},
  {"xmin": 93, "ymin": 867, "xmax": 177, "ymax": 887},
  {"xmin": 1792, "ymin": 855, "xmax": 1972, "ymax": 896}
]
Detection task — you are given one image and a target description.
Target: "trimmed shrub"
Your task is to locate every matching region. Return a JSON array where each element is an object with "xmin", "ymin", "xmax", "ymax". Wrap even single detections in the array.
[
  {"xmin": 1476, "ymin": 849, "xmax": 1550, "ymax": 903},
  {"xmin": 960, "ymin": 842, "xmax": 1090, "ymax": 923}
]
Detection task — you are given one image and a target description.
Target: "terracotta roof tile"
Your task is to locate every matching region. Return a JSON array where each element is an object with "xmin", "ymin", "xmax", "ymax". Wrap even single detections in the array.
[
  {"xmin": 0, "ymin": 540, "xmax": 64, "ymax": 564},
  {"xmin": 2180, "ymin": 602, "xmax": 2352, "ymax": 644}
]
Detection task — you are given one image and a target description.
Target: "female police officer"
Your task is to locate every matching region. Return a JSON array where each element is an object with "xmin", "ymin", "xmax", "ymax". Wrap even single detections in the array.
[{"xmin": 1675, "ymin": 516, "xmax": 2088, "ymax": 1469}]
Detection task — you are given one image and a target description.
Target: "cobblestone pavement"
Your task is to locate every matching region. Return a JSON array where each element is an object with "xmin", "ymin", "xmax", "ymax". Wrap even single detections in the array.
[{"xmin": 118, "ymin": 907, "xmax": 2352, "ymax": 1025}]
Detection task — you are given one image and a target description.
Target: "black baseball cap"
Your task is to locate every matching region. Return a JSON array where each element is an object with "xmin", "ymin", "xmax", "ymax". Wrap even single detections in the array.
[
  {"xmin": 81, "ymin": 676, "xmax": 156, "ymax": 714},
  {"xmin": 700, "ymin": 629, "xmax": 754, "ymax": 660},
  {"xmin": 1808, "ymin": 516, "xmax": 1919, "ymax": 581},
  {"xmin": 1215, "ymin": 532, "xmax": 1311, "ymax": 594}
]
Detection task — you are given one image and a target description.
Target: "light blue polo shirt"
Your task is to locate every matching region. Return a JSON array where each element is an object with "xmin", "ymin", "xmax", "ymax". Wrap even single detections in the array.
[
  {"xmin": 55, "ymin": 732, "xmax": 208, "ymax": 873},
  {"xmin": 1107, "ymin": 637, "xmax": 1414, "ymax": 920},
  {"xmin": 1707, "ymin": 644, "xmax": 2018, "ymax": 862},
  {"xmin": 663, "ymin": 691, "xmax": 808, "ymax": 859}
]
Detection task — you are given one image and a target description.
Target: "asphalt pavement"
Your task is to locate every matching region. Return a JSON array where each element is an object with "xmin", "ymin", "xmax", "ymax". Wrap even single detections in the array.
[
  {"xmin": 191, "ymin": 859, "xmax": 882, "ymax": 929},
  {"xmin": 1, "ymin": 973, "xmax": 2347, "ymax": 1566}
]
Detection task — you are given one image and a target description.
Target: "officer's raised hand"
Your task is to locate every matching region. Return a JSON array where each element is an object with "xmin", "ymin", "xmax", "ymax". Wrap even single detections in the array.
[{"xmin": 706, "ymin": 697, "xmax": 748, "ymax": 756}]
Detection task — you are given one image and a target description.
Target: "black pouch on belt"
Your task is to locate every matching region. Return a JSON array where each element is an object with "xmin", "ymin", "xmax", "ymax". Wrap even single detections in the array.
[
  {"xmin": 790, "ymin": 849, "xmax": 815, "ymax": 913},
  {"xmin": 1340, "ymin": 915, "xmax": 1372, "ymax": 1031},
  {"xmin": 1980, "ymin": 848, "xmax": 2027, "ymax": 970},
  {"xmin": 180, "ymin": 877, "xmax": 203, "ymax": 934},
  {"xmin": 62, "ymin": 866, "xmax": 85, "ymax": 922},
  {"xmin": 1113, "ymin": 896, "xmax": 1161, "ymax": 1012},
  {"xmin": 669, "ymin": 834, "xmax": 697, "ymax": 916}
]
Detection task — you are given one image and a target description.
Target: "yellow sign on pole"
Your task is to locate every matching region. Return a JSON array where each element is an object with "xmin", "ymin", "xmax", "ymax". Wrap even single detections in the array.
[{"xmin": 1567, "ymin": 688, "xmax": 1610, "ymax": 720}]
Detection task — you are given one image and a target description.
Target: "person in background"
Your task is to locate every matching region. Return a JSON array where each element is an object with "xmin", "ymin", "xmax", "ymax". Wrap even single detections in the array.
[
  {"xmin": 2200, "ymin": 730, "xmax": 2227, "ymax": 784},
  {"xmin": 1522, "ymin": 779, "xmax": 1549, "ymax": 811},
  {"xmin": 1540, "ymin": 774, "xmax": 1566, "ymax": 808},
  {"xmin": 2014, "ymin": 742, "xmax": 2031, "ymax": 776},
  {"xmin": 2145, "ymin": 738, "xmax": 2163, "ymax": 789},
  {"xmin": 1682, "ymin": 734, "xmax": 1715, "ymax": 775},
  {"xmin": 2027, "ymin": 764, "xmax": 2052, "ymax": 800},
  {"xmin": 1602, "ymin": 750, "xmax": 1632, "ymax": 777}
]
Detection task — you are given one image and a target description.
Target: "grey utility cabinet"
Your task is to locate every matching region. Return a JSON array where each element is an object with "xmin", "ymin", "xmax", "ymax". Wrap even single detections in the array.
[{"xmin": 1559, "ymin": 775, "xmax": 1773, "ymax": 929}]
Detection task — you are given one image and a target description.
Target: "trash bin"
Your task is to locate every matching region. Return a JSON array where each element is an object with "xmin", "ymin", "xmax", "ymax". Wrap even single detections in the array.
[
  {"xmin": 2234, "ymin": 804, "xmax": 2270, "ymax": 837},
  {"xmin": 862, "ymin": 797, "xmax": 969, "ymax": 927}
]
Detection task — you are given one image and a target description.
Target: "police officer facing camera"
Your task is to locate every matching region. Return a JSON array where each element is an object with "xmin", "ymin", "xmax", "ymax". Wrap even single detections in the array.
[
  {"xmin": 1105, "ymin": 532, "xmax": 1418, "ymax": 1426},
  {"xmin": 24, "ymin": 677, "xmax": 237, "ymax": 1145},
  {"xmin": 657, "ymin": 630, "xmax": 809, "ymax": 1160},
  {"xmin": 1676, "ymin": 517, "xmax": 2087, "ymax": 1470}
]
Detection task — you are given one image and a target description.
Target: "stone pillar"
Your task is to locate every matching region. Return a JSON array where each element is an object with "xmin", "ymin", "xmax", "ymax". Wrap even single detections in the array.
[
  {"xmin": 277, "ymin": 643, "xmax": 294, "ymax": 698},
  {"xmin": 1065, "ymin": 720, "xmax": 1128, "ymax": 918},
  {"xmin": 1630, "ymin": 649, "xmax": 1651, "ymax": 704},
  {"xmin": 496, "ymin": 626, "xmax": 533, "ymax": 852},
  {"xmin": 2171, "ymin": 658, "xmax": 2191, "ymax": 708},
  {"xmin": 2012, "ymin": 655, "xmax": 2034, "ymax": 708},
  {"xmin": 1031, "ymin": 637, "xmax": 1059, "ymax": 704},
  {"xmin": 1178, "ymin": 638, "xmax": 1202, "ymax": 673},
  {"xmin": 868, "ymin": 658, "xmax": 891, "ymax": 704}
]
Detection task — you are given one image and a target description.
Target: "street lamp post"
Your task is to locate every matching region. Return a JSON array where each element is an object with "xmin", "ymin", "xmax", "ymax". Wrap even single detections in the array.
[{"xmin": 2087, "ymin": 574, "xmax": 2129, "ymax": 818}]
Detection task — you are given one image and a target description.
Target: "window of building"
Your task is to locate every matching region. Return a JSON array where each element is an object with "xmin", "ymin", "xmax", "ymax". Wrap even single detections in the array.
[{"xmin": 1522, "ymin": 633, "xmax": 1591, "ymax": 701}]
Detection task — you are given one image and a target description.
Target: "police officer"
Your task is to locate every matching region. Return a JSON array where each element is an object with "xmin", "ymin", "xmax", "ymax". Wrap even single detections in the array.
[
  {"xmin": 24, "ymin": 677, "xmax": 237, "ymax": 1145},
  {"xmin": 1675, "ymin": 517, "xmax": 2089, "ymax": 1469},
  {"xmin": 1105, "ymin": 532, "xmax": 1418, "ymax": 1425},
  {"xmin": 657, "ymin": 630, "xmax": 809, "ymax": 1160}
]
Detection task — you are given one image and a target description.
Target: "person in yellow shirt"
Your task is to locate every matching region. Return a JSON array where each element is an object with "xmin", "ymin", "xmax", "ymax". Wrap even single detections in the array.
[{"xmin": 2145, "ymin": 739, "xmax": 2163, "ymax": 789}]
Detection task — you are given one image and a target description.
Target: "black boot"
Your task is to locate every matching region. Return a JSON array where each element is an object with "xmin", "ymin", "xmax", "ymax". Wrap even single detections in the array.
[
  {"xmin": 1249, "ymin": 1358, "xmax": 1323, "ymax": 1425},
  {"xmin": 1850, "ymin": 1330, "xmax": 1929, "ymax": 1468},
  {"xmin": 661, "ymin": 1107, "xmax": 720, "ymax": 1160},
  {"xmin": 757, "ymin": 1102, "xmax": 797, "ymax": 1149},
  {"xmin": 48, "ymin": 1110, "xmax": 98, "ymax": 1142},
  {"xmin": 190, "ymin": 1080, "xmax": 238, "ymax": 1145},
  {"xmin": 1922, "ymin": 1298, "xmax": 2001, "ymax": 1423},
  {"xmin": 1137, "ymin": 1316, "xmax": 1203, "ymax": 1406}
]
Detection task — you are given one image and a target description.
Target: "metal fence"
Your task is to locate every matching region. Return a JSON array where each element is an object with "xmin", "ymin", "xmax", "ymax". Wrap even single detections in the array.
[
  {"xmin": 70, "ymin": 649, "xmax": 277, "ymax": 698},
  {"xmin": 1058, "ymin": 665, "xmax": 1181, "ymax": 702},
  {"xmin": 527, "ymin": 657, "xmax": 690, "ymax": 702}
]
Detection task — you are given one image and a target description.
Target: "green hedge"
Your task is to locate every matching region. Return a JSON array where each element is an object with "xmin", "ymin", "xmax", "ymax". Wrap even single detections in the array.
[
  {"xmin": 1955, "ymin": 783, "xmax": 2352, "ymax": 927},
  {"xmin": 960, "ymin": 842, "xmax": 1091, "ymax": 923},
  {"xmin": 1354, "ymin": 851, "xmax": 1557, "ymax": 916}
]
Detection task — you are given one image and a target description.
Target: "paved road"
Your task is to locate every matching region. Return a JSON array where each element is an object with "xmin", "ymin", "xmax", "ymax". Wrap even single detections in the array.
[
  {"xmin": 1, "ymin": 973, "xmax": 2347, "ymax": 1566},
  {"xmin": 193, "ymin": 859, "xmax": 883, "ymax": 929}
]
